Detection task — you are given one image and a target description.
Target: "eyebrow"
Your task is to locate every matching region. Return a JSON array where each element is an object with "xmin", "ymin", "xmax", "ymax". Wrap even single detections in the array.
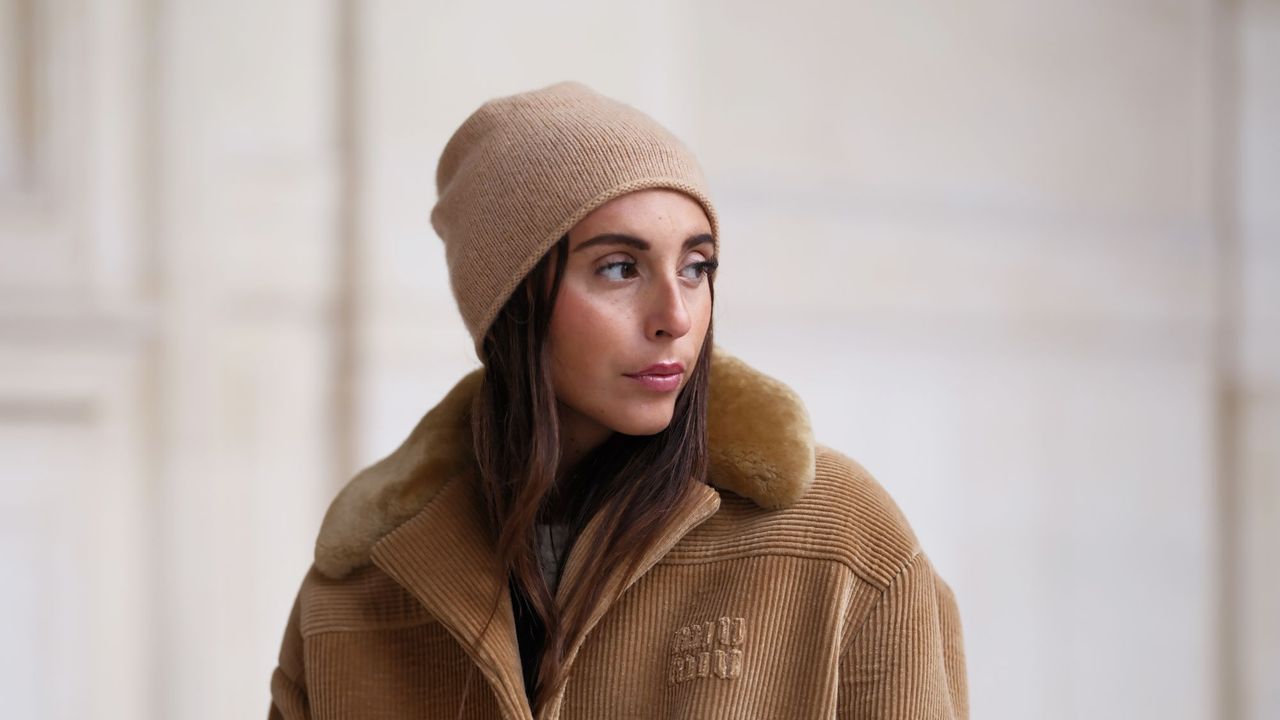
[{"xmin": 572, "ymin": 232, "xmax": 715, "ymax": 255}]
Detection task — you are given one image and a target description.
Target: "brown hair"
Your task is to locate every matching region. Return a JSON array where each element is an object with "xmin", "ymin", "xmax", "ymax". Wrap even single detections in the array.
[{"xmin": 461, "ymin": 231, "xmax": 716, "ymax": 714}]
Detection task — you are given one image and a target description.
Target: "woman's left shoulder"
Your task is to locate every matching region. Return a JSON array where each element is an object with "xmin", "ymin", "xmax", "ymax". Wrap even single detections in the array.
[
  {"xmin": 704, "ymin": 347, "xmax": 930, "ymax": 586},
  {"xmin": 748, "ymin": 443, "xmax": 929, "ymax": 589}
]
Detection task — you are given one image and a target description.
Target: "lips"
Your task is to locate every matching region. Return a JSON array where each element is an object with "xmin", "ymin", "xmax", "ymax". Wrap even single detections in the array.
[
  {"xmin": 625, "ymin": 361, "xmax": 685, "ymax": 377},
  {"xmin": 624, "ymin": 362, "xmax": 684, "ymax": 393}
]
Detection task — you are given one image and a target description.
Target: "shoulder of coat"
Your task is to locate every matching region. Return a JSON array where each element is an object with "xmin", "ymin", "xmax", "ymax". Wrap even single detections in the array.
[
  {"xmin": 806, "ymin": 443, "xmax": 924, "ymax": 588},
  {"xmin": 311, "ymin": 368, "xmax": 483, "ymax": 580},
  {"xmin": 695, "ymin": 443, "xmax": 924, "ymax": 591}
]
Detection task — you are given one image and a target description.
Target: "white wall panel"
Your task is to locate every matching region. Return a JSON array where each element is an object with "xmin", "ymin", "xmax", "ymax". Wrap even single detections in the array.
[
  {"xmin": 0, "ymin": 342, "xmax": 152, "ymax": 720},
  {"xmin": 150, "ymin": 1, "xmax": 338, "ymax": 718}
]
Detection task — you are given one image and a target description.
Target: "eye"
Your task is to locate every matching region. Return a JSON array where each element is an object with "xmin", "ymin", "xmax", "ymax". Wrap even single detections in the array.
[
  {"xmin": 681, "ymin": 257, "xmax": 719, "ymax": 281},
  {"xmin": 597, "ymin": 260, "xmax": 638, "ymax": 281}
]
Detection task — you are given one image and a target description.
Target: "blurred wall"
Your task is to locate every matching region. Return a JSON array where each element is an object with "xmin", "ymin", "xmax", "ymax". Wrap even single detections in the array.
[{"xmin": 0, "ymin": 1, "xmax": 1276, "ymax": 719}]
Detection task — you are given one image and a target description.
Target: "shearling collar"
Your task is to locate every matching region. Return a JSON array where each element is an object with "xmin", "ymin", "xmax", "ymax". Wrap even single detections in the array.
[{"xmin": 313, "ymin": 344, "xmax": 815, "ymax": 579}]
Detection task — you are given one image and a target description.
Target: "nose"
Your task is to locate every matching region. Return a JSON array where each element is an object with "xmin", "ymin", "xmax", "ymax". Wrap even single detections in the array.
[{"xmin": 645, "ymin": 272, "xmax": 693, "ymax": 340}]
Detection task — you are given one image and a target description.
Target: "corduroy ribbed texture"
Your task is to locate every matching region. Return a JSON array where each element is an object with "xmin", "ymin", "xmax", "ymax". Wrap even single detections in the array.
[
  {"xmin": 429, "ymin": 80, "xmax": 721, "ymax": 360},
  {"xmin": 267, "ymin": 446, "xmax": 968, "ymax": 720}
]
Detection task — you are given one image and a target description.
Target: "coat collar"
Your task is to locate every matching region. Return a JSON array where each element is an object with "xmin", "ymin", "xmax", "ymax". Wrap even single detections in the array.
[{"xmin": 313, "ymin": 343, "xmax": 815, "ymax": 580}]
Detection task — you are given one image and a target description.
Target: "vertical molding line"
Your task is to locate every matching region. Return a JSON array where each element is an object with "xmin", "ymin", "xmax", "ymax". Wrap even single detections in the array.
[
  {"xmin": 12, "ymin": 0, "xmax": 37, "ymax": 187},
  {"xmin": 139, "ymin": 0, "xmax": 165, "ymax": 716},
  {"xmin": 333, "ymin": 0, "xmax": 361, "ymax": 491},
  {"xmin": 1210, "ymin": 1, "xmax": 1242, "ymax": 719}
]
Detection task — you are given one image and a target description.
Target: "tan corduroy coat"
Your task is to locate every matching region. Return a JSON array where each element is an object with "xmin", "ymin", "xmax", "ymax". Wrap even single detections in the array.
[{"xmin": 267, "ymin": 346, "xmax": 969, "ymax": 719}]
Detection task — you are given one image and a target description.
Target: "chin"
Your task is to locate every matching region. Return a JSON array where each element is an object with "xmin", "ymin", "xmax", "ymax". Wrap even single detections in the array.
[{"xmin": 610, "ymin": 407, "xmax": 676, "ymax": 437}]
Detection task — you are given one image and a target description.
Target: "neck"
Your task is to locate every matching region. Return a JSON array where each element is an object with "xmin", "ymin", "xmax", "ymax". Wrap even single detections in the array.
[
  {"xmin": 555, "ymin": 402, "xmax": 612, "ymax": 482},
  {"xmin": 543, "ymin": 403, "xmax": 614, "ymax": 525}
]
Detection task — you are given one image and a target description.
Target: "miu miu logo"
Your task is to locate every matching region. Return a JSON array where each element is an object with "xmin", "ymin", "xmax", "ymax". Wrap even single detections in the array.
[{"xmin": 668, "ymin": 616, "xmax": 746, "ymax": 684}]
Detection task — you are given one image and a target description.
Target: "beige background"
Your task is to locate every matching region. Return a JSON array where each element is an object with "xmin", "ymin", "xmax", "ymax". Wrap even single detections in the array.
[{"xmin": 0, "ymin": 1, "xmax": 1276, "ymax": 718}]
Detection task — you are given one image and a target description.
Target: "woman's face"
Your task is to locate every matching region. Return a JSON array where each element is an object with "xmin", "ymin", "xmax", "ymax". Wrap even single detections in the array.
[{"xmin": 546, "ymin": 188, "xmax": 716, "ymax": 446}]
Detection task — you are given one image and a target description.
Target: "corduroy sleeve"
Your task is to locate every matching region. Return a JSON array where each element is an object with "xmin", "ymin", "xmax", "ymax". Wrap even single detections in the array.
[
  {"xmin": 836, "ymin": 551, "xmax": 969, "ymax": 719},
  {"xmin": 267, "ymin": 589, "xmax": 312, "ymax": 720}
]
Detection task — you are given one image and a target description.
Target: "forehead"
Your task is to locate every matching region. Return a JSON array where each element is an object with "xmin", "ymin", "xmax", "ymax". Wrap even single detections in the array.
[{"xmin": 573, "ymin": 188, "xmax": 710, "ymax": 235}]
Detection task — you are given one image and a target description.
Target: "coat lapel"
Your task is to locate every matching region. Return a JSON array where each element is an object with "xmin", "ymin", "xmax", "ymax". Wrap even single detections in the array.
[
  {"xmin": 367, "ymin": 471, "xmax": 532, "ymax": 719},
  {"xmin": 368, "ymin": 467, "xmax": 725, "ymax": 720}
]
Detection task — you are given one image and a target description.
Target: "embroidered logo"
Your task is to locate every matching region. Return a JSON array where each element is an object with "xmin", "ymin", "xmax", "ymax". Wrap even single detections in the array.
[{"xmin": 668, "ymin": 616, "xmax": 746, "ymax": 684}]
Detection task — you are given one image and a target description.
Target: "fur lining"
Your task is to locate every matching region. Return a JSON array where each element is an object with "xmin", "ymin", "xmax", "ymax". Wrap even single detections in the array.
[{"xmin": 313, "ymin": 344, "xmax": 814, "ymax": 579}]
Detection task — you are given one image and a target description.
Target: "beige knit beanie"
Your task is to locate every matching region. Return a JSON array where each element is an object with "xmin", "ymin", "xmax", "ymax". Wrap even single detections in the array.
[{"xmin": 430, "ymin": 80, "xmax": 721, "ymax": 361}]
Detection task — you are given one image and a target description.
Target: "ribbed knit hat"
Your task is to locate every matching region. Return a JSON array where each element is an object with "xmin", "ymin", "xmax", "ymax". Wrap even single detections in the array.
[{"xmin": 430, "ymin": 80, "xmax": 720, "ymax": 361}]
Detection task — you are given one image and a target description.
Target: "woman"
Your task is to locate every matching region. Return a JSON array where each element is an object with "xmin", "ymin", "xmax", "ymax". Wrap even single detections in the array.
[{"xmin": 268, "ymin": 80, "xmax": 968, "ymax": 720}]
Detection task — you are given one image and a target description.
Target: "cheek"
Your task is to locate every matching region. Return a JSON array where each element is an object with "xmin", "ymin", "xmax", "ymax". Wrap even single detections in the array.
[{"xmin": 549, "ymin": 286, "xmax": 629, "ymax": 365}]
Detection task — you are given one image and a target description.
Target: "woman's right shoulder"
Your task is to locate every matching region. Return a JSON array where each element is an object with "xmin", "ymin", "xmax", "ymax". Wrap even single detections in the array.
[{"xmin": 309, "ymin": 367, "xmax": 484, "ymax": 580}]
